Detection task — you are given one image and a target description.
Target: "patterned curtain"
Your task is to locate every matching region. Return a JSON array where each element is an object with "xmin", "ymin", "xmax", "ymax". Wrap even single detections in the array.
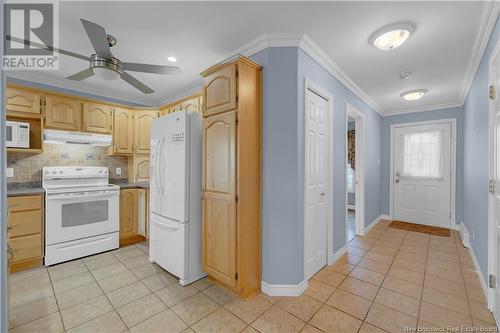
[{"xmin": 347, "ymin": 130, "xmax": 355, "ymax": 170}]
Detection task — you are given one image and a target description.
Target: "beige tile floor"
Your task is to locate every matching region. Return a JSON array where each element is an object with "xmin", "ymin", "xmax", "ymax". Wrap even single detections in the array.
[{"xmin": 8, "ymin": 220, "xmax": 499, "ymax": 333}]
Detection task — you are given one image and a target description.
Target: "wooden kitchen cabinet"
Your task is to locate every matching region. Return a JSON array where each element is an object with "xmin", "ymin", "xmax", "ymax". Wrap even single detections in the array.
[
  {"xmin": 201, "ymin": 56, "xmax": 262, "ymax": 297},
  {"xmin": 134, "ymin": 110, "xmax": 159, "ymax": 154},
  {"xmin": 7, "ymin": 87, "xmax": 41, "ymax": 115},
  {"xmin": 203, "ymin": 62, "xmax": 237, "ymax": 117},
  {"xmin": 83, "ymin": 103, "xmax": 112, "ymax": 134},
  {"xmin": 119, "ymin": 188, "xmax": 147, "ymax": 246},
  {"xmin": 7, "ymin": 195, "xmax": 44, "ymax": 273},
  {"xmin": 111, "ymin": 107, "xmax": 134, "ymax": 155},
  {"xmin": 45, "ymin": 95, "xmax": 82, "ymax": 131},
  {"xmin": 128, "ymin": 155, "xmax": 150, "ymax": 183}
]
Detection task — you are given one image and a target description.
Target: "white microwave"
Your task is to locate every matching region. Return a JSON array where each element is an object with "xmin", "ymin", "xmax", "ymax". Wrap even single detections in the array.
[{"xmin": 6, "ymin": 121, "xmax": 30, "ymax": 148}]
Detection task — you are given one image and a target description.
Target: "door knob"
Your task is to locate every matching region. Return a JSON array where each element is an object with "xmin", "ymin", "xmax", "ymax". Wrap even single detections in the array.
[{"xmin": 395, "ymin": 179, "xmax": 400, "ymax": 183}]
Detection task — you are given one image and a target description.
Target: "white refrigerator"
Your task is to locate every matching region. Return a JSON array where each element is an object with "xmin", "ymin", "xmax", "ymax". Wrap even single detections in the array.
[{"xmin": 149, "ymin": 111, "xmax": 206, "ymax": 286}]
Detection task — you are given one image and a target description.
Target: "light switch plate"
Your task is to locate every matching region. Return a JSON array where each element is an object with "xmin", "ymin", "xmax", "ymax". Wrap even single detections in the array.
[
  {"xmin": 6, "ymin": 168, "xmax": 14, "ymax": 178},
  {"xmin": 116, "ymin": 167, "xmax": 122, "ymax": 175}
]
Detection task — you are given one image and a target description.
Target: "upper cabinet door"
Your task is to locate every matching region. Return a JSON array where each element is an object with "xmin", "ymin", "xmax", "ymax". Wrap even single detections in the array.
[
  {"xmin": 180, "ymin": 97, "xmax": 199, "ymax": 114},
  {"xmin": 7, "ymin": 88, "xmax": 41, "ymax": 114},
  {"xmin": 134, "ymin": 110, "xmax": 159, "ymax": 154},
  {"xmin": 203, "ymin": 63, "xmax": 237, "ymax": 116},
  {"xmin": 83, "ymin": 103, "xmax": 112, "ymax": 134},
  {"xmin": 45, "ymin": 96, "xmax": 82, "ymax": 131},
  {"xmin": 133, "ymin": 155, "xmax": 151, "ymax": 183},
  {"xmin": 113, "ymin": 108, "xmax": 134, "ymax": 154}
]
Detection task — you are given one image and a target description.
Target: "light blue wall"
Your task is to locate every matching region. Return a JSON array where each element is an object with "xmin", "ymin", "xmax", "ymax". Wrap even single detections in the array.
[
  {"xmin": 250, "ymin": 48, "xmax": 302, "ymax": 284},
  {"xmin": 463, "ymin": 17, "xmax": 500, "ymax": 279},
  {"xmin": 250, "ymin": 47, "xmax": 383, "ymax": 285},
  {"xmin": 380, "ymin": 107, "xmax": 465, "ymax": 225}
]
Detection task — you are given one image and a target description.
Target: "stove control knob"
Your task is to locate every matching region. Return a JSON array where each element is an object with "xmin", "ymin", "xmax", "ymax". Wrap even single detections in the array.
[
  {"xmin": 52, "ymin": 171, "xmax": 57, "ymax": 175},
  {"xmin": 44, "ymin": 171, "xmax": 49, "ymax": 175},
  {"xmin": 59, "ymin": 171, "xmax": 63, "ymax": 174},
  {"xmin": 99, "ymin": 170, "xmax": 102, "ymax": 174}
]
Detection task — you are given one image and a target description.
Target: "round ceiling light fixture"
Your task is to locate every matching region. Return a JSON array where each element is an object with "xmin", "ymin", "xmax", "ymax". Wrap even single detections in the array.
[
  {"xmin": 167, "ymin": 56, "xmax": 177, "ymax": 63},
  {"xmin": 400, "ymin": 89, "xmax": 427, "ymax": 101},
  {"xmin": 370, "ymin": 22, "xmax": 415, "ymax": 51}
]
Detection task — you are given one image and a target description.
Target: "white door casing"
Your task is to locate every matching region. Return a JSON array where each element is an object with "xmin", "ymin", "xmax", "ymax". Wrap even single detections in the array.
[
  {"xmin": 393, "ymin": 122, "xmax": 452, "ymax": 228},
  {"xmin": 488, "ymin": 38, "xmax": 500, "ymax": 317},
  {"xmin": 304, "ymin": 86, "xmax": 331, "ymax": 280},
  {"xmin": 345, "ymin": 104, "xmax": 366, "ymax": 238}
]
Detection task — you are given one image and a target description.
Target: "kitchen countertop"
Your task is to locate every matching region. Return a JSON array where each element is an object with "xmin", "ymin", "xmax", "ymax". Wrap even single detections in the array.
[
  {"xmin": 7, "ymin": 182, "xmax": 45, "ymax": 197},
  {"xmin": 110, "ymin": 180, "xmax": 150, "ymax": 189}
]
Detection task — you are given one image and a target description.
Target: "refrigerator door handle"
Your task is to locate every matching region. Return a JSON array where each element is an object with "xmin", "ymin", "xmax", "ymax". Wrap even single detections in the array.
[{"xmin": 153, "ymin": 218, "xmax": 180, "ymax": 230}]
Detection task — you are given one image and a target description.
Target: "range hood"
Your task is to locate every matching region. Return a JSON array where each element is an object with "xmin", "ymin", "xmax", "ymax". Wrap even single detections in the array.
[{"xmin": 44, "ymin": 129, "xmax": 112, "ymax": 146}]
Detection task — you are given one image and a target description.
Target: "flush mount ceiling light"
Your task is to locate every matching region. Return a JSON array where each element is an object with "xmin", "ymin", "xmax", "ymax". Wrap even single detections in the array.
[
  {"xmin": 167, "ymin": 56, "xmax": 177, "ymax": 63},
  {"xmin": 370, "ymin": 22, "xmax": 415, "ymax": 51},
  {"xmin": 400, "ymin": 89, "xmax": 427, "ymax": 101}
]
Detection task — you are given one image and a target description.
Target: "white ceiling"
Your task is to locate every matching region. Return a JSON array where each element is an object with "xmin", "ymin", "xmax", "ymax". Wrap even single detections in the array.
[{"xmin": 7, "ymin": 1, "xmax": 495, "ymax": 114}]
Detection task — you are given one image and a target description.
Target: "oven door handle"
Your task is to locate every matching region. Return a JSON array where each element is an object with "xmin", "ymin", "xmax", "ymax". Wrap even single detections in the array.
[{"xmin": 47, "ymin": 191, "xmax": 118, "ymax": 200}]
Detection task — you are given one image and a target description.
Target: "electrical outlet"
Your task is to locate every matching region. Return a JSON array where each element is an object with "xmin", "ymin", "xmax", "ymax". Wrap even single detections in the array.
[
  {"xmin": 6, "ymin": 168, "xmax": 14, "ymax": 178},
  {"xmin": 116, "ymin": 167, "xmax": 122, "ymax": 175}
]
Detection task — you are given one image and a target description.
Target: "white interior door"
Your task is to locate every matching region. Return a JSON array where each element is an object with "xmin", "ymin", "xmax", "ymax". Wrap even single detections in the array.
[
  {"xmin": 393, "ymin": 123, "xmax": 452, "ymax": 228},
  {"xmin": 491, "ymin": 48, "xmax": 500, "ymax": 321},
  {"xmin": 305, "ymin": 89, "xmax": 330, "ymax": 280}
]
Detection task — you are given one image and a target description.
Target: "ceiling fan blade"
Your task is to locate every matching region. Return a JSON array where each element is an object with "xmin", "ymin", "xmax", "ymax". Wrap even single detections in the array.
[
  {"xmin": 6, "ymin": 35, "xmax": 90, "ymax": 61},
  {"xmin": 80, "ymin": 19, "xmax": 113, "ymax": 59},
  {"xmin": 66, "ymin": 68, "xmax": 94, "ymax": 81},
  {"xmin": 121, "ymin": 72, "xmax": 154, "ymax": 94},
  {"xmin": 121, "ymin": 62, "xmax": 181, "ymax": 75}
]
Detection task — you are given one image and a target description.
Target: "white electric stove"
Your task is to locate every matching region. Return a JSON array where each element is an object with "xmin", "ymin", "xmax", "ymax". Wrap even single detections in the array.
[{"xmin": 42, "ymin": 166, "xmax": 119, "ymax": 266}]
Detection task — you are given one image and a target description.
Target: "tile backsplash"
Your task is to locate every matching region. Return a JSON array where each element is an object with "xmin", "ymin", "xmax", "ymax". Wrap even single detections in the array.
[{"xmin": 7, "ymin": 144, "xmax": 128, "ymax": 183}]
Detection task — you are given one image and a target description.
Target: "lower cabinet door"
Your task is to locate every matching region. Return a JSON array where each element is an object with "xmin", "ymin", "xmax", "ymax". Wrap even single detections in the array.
[{"xmin": 9, "ymin": 234, "xmax": 42, "ymax": 263}]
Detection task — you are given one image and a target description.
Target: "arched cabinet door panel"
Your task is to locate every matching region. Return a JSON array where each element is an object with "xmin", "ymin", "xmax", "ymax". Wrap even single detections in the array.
[
  {"xmin": 202, "ymin": 111, "xmax": 237, "ymax": 287},
  {"xmin": 203, "ymin": 63, "xmax": 237, "ymax": 116},
  {"xmin": 7, "ymin": 88, "xmax": 41, "ymax": 114},
  {"xmin": 83, "ymin": 103, "xmax": 112, "ymax": 134},
  {"xmin": 113, "ymin": 108, "xmax": 134, "ymax": 155},
  {"xmin": 45, "ymin": 96, "xmax": 82, "ymax": 131},
  {"xmin": 134, "ymin": 110, "xmax": 159, "ymax": 154}
]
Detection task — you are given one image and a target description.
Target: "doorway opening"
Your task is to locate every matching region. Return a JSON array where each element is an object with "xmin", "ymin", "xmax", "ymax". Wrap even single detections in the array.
[
  {"xmin": 345, "ymin": 104, "xmax": 366, "ymax": 241},
  {"xmin": 346, "ymin": 115, "xmax": 356, "ymax": 242}
]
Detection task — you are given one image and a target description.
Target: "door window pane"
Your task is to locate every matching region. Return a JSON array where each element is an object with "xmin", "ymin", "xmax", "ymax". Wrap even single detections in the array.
[
  {"xmin": 402, "ymin": 130, "xmax": 442, "ymax": 178},
  {"xmin": 62, "ymin": 200, "xmax": 108, "ymax": 227},
  {"xmin": 346, "ymin": 164, "xmax": 355, "ymax": 192}
]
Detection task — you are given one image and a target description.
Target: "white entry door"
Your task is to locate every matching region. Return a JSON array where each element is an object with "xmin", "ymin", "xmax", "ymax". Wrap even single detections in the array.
[
  {"xmin": 305, "ymin": 89, "xmax": 330, "ymax": 280},
  {"xmin": 393, "ymin": 123, "xmax": 452, "ymax": 228}
]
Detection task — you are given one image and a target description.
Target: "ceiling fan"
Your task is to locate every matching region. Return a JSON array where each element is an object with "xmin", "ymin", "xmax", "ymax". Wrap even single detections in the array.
[{"xmin": 7, "ymin": 19, "xmax": 180, "ymax": 94}]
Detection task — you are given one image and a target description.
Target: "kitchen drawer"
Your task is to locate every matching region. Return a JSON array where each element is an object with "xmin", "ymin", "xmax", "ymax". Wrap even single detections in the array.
[
  {"xmin": 8, "ymin": 210, "xmax": 42, "ymax": 237},
  {"xmin": 8, "ymin": 195, "xmax": 43, "ymax": 212},
  {"xmin": 9, "ymin": 234, "xmax": 43, "ymax": 263}
]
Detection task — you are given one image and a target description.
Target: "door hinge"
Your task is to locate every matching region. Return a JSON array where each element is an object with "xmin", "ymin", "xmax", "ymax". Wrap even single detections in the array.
[
  {"xmin": 490, "ymin": 274, "xmax": 497, "ymax": 288},
  {"xmin": 236, "ymin": 70, "xmax": 239, "ymax": 78},
  {"xmin": 489, "ymin": 179, "xmax": 496, "ymax": 194},
  {"xmin": 235, "ymin": 272, "xmax": 239, "ymax": 281},
  {"xmin": 490, "ymin": 85, "xmax": 496, "ymax": 100},
  {"xmin": 235, "ymin": 195, "xmax": 239, "ymax": 203},
  {"xmin": 236, "ymin": 96, "xmax": 239, "ymax": 104}
]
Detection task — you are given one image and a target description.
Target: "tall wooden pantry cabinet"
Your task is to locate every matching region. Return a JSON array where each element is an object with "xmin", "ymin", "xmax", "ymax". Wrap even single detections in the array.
[{"xmin": 200, "ymin": 56, "xmax": 262, "ymax": 298}]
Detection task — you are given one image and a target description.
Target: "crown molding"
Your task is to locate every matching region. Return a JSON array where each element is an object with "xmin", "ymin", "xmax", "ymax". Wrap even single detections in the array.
[
  {"xmin": 459, "ymin": 1, "xmax": 500, "ymax": 104},
  {"xmin": 383, "ymin": 100, "xmax": 463, "ymax": 116},
  {"xmin": 232, "ymin": 33, "xmax": 384, "ymax": 115},
  {"xmin": 6, "ymin": 71, "xmax": 156, "ymax": 106}
]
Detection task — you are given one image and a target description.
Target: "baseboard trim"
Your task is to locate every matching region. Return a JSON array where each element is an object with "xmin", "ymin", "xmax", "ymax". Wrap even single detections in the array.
[
  {"xmin": 365, "ymin": 214, "xmax": 385, "ymax": 234},
  {"xmin": 261, "ymin": 280, "xmax": 308, "ymax": 297},
  {"xmin": 466, "ymin": 241, "xmax": 489, "ymax": 309},
  {"xmin": 457, "ymin": 221, "xmax": 471, "ymax": 248},
  {"xmin": 328, "ymin": 243, "xmax": 348, "ymax": 265}
]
